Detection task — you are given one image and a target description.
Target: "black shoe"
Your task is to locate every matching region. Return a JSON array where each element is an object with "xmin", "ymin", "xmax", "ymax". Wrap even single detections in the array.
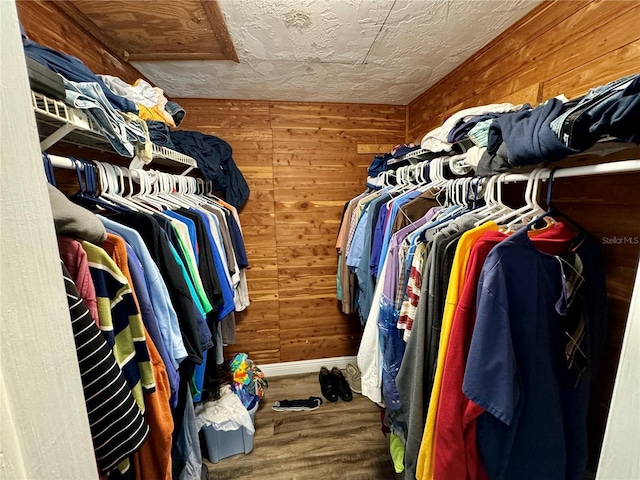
[
  {"xmin": 331, "ymin": 367, "xmax": 353, "ymax": 402},
  {"xmin": 319, "ymin": 366, "xmax": 339, "ymax": 402}
]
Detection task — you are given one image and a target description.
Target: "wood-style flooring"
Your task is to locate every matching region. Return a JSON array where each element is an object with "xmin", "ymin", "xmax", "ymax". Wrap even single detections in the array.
[{"xmin": 203, "ymin": 372, "xmax": 397, "ymax": 479}]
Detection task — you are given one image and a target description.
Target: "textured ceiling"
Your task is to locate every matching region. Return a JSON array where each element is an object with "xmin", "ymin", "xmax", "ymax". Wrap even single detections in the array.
[{"xmin": 133, "ymin": 0, "xmax": 542, "ymax": 105}]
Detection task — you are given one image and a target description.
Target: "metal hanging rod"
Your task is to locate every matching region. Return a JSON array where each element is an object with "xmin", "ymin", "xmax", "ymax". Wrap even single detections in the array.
[
  {"xmin": 49, "ymin": 154, "xmax": 99, "ymax": 171},
  {"xmin": 500, "ymin": 159, "xmax": 640, "ymax": 183},
  {"xmin": 46, "ymin": 153, "xmax": 194, "ymax": 176}
]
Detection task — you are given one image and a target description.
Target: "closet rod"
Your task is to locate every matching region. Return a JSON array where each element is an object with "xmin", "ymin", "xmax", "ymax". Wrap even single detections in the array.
[
  {"xmin": 47, "ymin": 154, "xmax": 195, "ymax": 177},
  {"xmin": 46, "ymin": 154, "xmax": 209, "ymax": 192},
  {"xmin": 500, "ymin": 159, "xmax": 640, "ymax": 183},
  {"xmin": 48, "ymin": 154, "xmax": 144, "ymax": 179},
  {"xmin": 49, "ymin": 154, "xmax": 92, "ymax": 171}
]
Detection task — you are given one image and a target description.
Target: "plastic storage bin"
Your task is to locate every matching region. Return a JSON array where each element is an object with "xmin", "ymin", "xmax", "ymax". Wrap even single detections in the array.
[{"xmin": 202, "ymin": 403, "xmax": 258, "ymax": 463}]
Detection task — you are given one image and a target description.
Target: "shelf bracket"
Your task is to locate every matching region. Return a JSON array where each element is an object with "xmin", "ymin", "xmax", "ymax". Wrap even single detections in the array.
[
  {"xmin": 40, "ymin": 123, "xmax": 77, "ymax": 151},
  {"xmin": 129, "ymin": 157, "xmax": 146, "ymax": 170}
]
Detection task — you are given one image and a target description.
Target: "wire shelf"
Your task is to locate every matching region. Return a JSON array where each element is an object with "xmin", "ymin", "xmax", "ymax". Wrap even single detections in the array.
[
  {"xmin": 31, "ymin": 91, "xmax": 197, "ymax": 170},
  {"xmin": 387, "ymin": 147, "xmax": 433, "ymax": 165}
]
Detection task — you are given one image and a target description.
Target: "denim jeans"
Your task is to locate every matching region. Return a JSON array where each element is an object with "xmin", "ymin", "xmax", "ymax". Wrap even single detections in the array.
[
  {"xmin": 147, "ymin": 120, "xmax": 175, "ymax": 148},
  {"xmin": 550, "ymin": 73, "xmax": 639, "ymax": 148},
  {"xmin": 65, "ymin": 80, "xmax": 146, "ymax": 157}
]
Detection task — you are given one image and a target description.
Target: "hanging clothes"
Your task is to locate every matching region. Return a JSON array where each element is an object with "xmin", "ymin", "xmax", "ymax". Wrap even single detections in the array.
[
  {"xmin": 47, "ymin": 162, "xmax": 252, "ymax": 480},
  {"xmin": 61, "ymin": 262, "xmax": 149, "ymax": 473},
  {"xmin": 343, "ymin": 154, "xmax": 609, "ymax": 480},
  {"xmin": 81, "ymin": 239, "xmax": 156, "ymax": 411},
  {"xmin": 100, "ymin": 233, "xmax": 174, "ymax": 480},
  {"xmin": 99, "ymin": 215, "xmax": 188, "ymax": 370},
  {"xmin": 113, "ymin": 211, "xmax": 209, "ymax": 365}
]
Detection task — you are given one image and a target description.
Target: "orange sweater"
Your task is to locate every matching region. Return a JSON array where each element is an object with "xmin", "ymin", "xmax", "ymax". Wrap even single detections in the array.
[{"xmin": 103, "ymin": 234, "xmax": 174, "ymax": 479}]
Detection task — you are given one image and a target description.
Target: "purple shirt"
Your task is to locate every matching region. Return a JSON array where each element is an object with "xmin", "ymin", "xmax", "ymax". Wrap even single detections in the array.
[{"xmin": 382, "ymin": 215, "xmax": 430, "ymax": 305}]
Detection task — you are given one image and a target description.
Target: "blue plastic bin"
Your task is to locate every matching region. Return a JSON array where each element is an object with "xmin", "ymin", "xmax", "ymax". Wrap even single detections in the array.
[{"xmin": 202, "ymin": 403, "xmax": 258, "ymax": 463}]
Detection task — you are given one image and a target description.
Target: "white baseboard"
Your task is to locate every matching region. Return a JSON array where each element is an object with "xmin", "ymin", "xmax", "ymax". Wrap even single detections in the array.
[{"xmin": 259, "ymin": 355, "xmax": 357, "ymax": 378}]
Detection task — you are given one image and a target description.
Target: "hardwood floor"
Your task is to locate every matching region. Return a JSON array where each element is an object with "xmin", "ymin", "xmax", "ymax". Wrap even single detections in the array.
[{"xmin": 203, "ymin": 372, "xmax": 398, "ymax": 479}]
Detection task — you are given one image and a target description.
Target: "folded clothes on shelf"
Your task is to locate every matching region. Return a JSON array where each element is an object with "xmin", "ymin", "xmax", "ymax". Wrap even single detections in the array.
[
  {"xmin": 147, "ymin": 120, "xmax": 176, "ymax": 149},
  {"xmin": 22, "ymin": 26, "xmax": 136, "ymax": 113},
  {"xmin": 64, "ymin": 80, "xmax": 147, "ymax": 157}
]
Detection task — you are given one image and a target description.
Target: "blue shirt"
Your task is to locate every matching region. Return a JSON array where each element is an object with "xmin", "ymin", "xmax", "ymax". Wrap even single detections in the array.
[
  {"xmin": 377, "ymin": 191, "xmax": 420, "ymax": 277},
  {"xmin": 346, "ymin": 208, "xmax": 369, "ymax": 270},
  {"xmin": 227, "ymin": 214, "xmax": 248, "ymax": 269},
  {"xmin": 99, "ymin": 215, "xmax": 188, "ymax": 367},
  {"xmin": 357, "ymin": 195, "xmax": 390, "ymax": 324},
  {"xmin": 370, "ymin": 203, "xmax": 390, "ymax": 276},
  {"xmin": 193, "ymin": 209, "xmax": 235, "ymax": 320},
  {"xmin": 127, "ymin": 244, "xmax": 180, "ymax": 409},
  {"xmin": 463, "ymin": 228, "xmax": 581, "ymax": 480}
]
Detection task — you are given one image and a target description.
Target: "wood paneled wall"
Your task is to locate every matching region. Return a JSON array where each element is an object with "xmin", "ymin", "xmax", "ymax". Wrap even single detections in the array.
[
  {"xmin": 16, "ymin": 0, "xmax": 407, "ymax": 365},
  {"xmin": 406, "ymin": 0, "xmax": 640, "ymax": 469},
  {"xmin": 176, "ymin": 99, "xmax": 406, "ymax": 364},
  {"xmin": 407, "ymin": 0, "xmax": 640, "ymax": 141},
  {"xmin": 17, "ymin": 0, "xmax": 145, "ymax": 85},
  {"xmin": 17, "ymin": 3, "xmax": 640, "ymax": 464}
]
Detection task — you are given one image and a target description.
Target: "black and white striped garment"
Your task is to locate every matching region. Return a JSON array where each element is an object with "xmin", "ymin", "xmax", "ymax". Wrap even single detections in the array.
[{"xmin": 62, "ymin": 262, "xmax": 149, "ymax": 473}]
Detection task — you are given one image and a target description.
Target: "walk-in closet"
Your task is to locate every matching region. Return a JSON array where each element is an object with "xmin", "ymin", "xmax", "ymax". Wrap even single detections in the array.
[{"xmin": 2, "ymin": 1, "xmax": 639, "ymax": 479}]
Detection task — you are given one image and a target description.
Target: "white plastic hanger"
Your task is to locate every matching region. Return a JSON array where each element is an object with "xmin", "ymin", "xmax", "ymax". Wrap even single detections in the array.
[
  {"xmin": 419, "ymin": 156, "xmax": 448, "ymax": 194},
  {"xmin": 127, "ymin": 168, "xmax": 167, "ymax": 212},
  {"xmin": 470, "ymin": 176, "xmax": 496, "ymax": 220},
  {"xmin": 494, "ymin": 168, "xmax": 547, "ymax": 227},
  {"xmin": 471, "ymin": 175, "xmax": 499, "ymax": 222},
  {"xmin": 161, "ymin": 172, "xmax": 199, "ymax": 209},
  {"xmin": 418, "ymin": 161, "xmax": 428, "ymax": 184},
  {"xmin": 505, "ymin": 168, "xmax": 555, "ymax": 231},
  {"xmin": 94, "ymin": 161, "xmax": 153, "ymax": 213},
  {"xmin": 478, "ymin": 173, "xmax": 514, "ymax": 225},
  {"xmin": 149, "ymin": 171, "xmax": 187, "ymax": 210},
  {"xmin": 183, "ymin": 176, "xmax": 210, "ymax": 208}
]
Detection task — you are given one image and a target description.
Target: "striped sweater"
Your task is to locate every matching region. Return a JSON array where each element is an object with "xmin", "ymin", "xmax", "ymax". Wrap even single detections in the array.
[
  {"xmin": 62, "ymin": 262, "xmax": 149, "ymax": 472},
  {"xmin": 81, "ymin": 241, "xmax": 155, "ymax": 412}
]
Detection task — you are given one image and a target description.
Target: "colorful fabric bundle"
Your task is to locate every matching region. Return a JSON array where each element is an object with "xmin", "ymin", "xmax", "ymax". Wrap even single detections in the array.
[{"xmin": 229, "ymin": 353, "xmax": 268, "ymax": 409}]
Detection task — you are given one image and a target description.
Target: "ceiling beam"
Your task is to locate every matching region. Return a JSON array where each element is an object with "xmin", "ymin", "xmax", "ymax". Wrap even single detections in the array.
[
  {"xmin": 200, "ymin": 0, "xmax": 239, "ymax": 63},
  {"xmin": 52, "ymin": 1, "xmax": 129, "ymax": 62},
  {"xmin": 127, "ymin": 52, "xmax": 230, "ymax": 62}
]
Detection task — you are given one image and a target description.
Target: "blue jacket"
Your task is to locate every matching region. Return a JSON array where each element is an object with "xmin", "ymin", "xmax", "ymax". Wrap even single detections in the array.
[{"xmin": 170, "ymin": 130, "xmax": 250, "ymax": 208}]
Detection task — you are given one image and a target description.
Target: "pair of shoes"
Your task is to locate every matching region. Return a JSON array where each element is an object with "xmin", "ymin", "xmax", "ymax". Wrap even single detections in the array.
[
  {"xmin": 319, "ymin": 366, "xmax": 353, "ymax": 402},
  {"xmin": 272, "ymin": 396, "xmax": 323, "ymax": 412},
  {"xmin": 342, "ymin": 363, "xmax": 362, "ymax": 394}
]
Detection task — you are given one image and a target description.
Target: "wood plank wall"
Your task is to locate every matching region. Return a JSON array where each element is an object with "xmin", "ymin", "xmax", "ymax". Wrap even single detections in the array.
[
  {"xmin": 17, "ymin": 0, "xmax": 149, "ymax": 85},
  {"xmin": 15, "ymin": 0, "xmax": 407, "ymax": 365},
  {"xmin": 17, "ymin": 0, "xmax": 639, "ymax": 466},
  {"xmin": 405, "ymin": 0, "xmax": 640, "ymax": 469},
  {"xmin": 175, "ymin": 100, "xmax": 406, "ymax": 364},
  {"xmin": 407, "ymin": 0, "xmax": 639, "ymax": 139}
]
